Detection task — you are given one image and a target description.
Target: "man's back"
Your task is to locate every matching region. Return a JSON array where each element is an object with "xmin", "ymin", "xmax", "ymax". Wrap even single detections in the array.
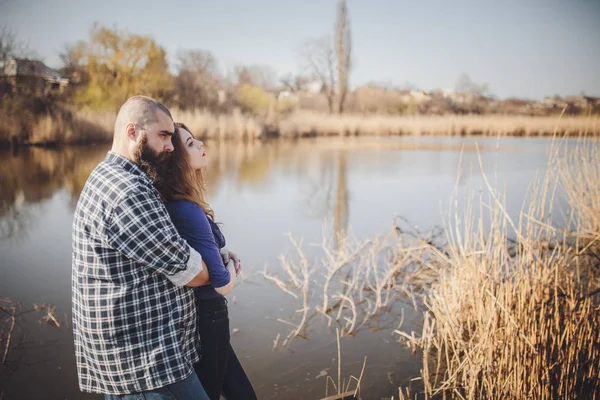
[{"xmin": 72, "ymin": 152, "xmax": 200, "ymax": 395}]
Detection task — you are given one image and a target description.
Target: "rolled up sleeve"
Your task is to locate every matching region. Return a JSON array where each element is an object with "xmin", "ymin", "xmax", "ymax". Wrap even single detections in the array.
[{"xmin": 168, "ymin": 244, "xmax": 203, "ymax": 286}]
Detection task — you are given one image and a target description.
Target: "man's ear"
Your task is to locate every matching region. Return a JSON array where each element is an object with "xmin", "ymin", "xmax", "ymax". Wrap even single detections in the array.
[{"xmin": 126, "ymin": 122, "xmax": 137, "ymax": 141}]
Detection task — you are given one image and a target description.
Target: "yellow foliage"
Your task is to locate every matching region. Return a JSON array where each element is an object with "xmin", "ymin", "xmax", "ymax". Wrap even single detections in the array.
[
  {"xmin": 74, "ymin": 24, "xmax": 173, "ymax": 110},
  {"xmin": 277, "ymin": 97, "xmax": 299, "ymax": 115},
  {"xmin": 237, "ymin": 84, "xmax": 271, "ymax": 116}
]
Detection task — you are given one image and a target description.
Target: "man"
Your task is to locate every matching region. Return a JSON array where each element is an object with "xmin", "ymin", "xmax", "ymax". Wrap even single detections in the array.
[{"xmin": 72, "ymin": 95, "xmax": 210, "ymax": 400}]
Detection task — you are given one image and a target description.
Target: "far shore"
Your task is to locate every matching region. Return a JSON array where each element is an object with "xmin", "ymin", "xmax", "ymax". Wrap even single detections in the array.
[{"xmin": 1, "ymin": 110, "xmax": 599, "ymax": 147}]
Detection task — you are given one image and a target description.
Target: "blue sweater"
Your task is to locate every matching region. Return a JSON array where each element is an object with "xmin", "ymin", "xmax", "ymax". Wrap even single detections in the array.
[{"xmin": 165, "ymin": 200, "xmax": 230, "ymax": 298}]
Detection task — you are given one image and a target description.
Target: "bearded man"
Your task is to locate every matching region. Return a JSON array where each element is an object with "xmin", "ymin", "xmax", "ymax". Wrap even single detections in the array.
[{"xmin": 72, "ymin": 95, "xmax": 210, "ymax": 400}]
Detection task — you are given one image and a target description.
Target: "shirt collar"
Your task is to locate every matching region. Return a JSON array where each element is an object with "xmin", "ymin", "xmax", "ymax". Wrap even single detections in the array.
[{"xmin": 104, "ymin": 151, "xmax": 154, "ymax": 186}]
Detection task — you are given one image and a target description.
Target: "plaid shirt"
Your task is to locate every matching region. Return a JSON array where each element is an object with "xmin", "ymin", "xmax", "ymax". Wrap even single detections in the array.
[{"xmin": 72, "ymin": 151, "xmax": 203, "ymax": 395}]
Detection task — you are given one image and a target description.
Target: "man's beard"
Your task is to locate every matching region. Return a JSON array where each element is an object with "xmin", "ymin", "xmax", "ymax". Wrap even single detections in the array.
[{"xmin": 131, "ymin": 133, "xmax": 170, "ymax": 187}]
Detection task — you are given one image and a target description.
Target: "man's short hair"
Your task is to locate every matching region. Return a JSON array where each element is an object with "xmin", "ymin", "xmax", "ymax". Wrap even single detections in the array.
[{"xmin": 116, "ymin": 95, "xmax": 173, "ymax": 131}]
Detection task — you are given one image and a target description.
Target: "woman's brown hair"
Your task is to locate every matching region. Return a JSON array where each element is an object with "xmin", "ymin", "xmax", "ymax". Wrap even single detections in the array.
[{"xmin": 157, "ymin": 122, "xmax": 215, "ymax": 220}]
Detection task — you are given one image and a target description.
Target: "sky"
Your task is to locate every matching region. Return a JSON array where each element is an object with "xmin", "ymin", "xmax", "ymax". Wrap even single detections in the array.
[{"xmin": 1, "ymin": 0, "xmax": 599, "ymax": 100}]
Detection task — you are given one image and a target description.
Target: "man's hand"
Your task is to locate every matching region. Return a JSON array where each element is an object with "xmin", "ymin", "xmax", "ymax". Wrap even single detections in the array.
[{"xmin": 220, "ymin": 247, "xmax": 242, "ymax": 276}]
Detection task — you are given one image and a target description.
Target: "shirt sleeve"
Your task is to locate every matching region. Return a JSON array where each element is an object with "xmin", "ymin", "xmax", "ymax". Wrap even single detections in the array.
[
  {"xmin": 168, "ymin": 201, "xmax": 231, "ymax": 288},
  {"xmin": 106, "ymin": 187, "xmax": 203, "ymax": 287}
]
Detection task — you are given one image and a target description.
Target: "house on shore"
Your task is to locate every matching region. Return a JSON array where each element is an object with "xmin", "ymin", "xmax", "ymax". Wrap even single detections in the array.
[{"xmin": 1, "ymin": 58, "xmax": 69, "ymax": 95}]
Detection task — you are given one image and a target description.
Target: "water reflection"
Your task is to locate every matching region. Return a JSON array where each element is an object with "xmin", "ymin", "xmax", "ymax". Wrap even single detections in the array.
[
  {"xmin": 0, "ymin": 139, "xmax": 389, "ymax": 242},
  {"xmin": 333, "ymin": 152, "xmax": 349, "ymax": 249},
  {"xmin": 0, "ymin": 137, "xmax": 558, "ymax": 242},
  {"xmin": 0, "ymin": 146, "xmax": 109, "ymax": 240}
]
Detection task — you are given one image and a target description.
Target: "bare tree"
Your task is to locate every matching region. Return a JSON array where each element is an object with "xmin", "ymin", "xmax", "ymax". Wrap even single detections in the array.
[
  {"xmin": 175, "ymin": 49, "xmax": 222, "ymax": 110},
  {"xmin": 300, "ymin": 35, "xmax": 337, "ymax": 113},
  {"xmin": 233, "ymin": 64, "xmax": 278, "ymax": 91},
  {"xmin": 0, "ymin": 25, "xmax": 30, "ymax": 64},
  {"xmin": 280, "ymin": 73, "xmax": 296, "ymax": 92},
  {"xmin": 59, "ymin": 42, "xmax": 84, "ymax": 70},
  {"xmin": 59, "ymin": 41, "xmax": 87, "ymax": 84},
  {"xmin": 298, "ymin": 1, "xmax": 352, "ymax": 114},
  {"xmin": 335, "ymin": 0, "xmax": 352, "ymax": 113}
]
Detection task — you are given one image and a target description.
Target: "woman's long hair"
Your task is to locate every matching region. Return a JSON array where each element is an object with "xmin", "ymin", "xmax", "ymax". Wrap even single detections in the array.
[{"xmin": 157, "ymin": 122, "xmax": 215, "ymax": 220}]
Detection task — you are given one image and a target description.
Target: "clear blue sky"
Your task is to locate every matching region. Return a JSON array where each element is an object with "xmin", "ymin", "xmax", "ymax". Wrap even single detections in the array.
[{"xmin": 1, "ymin": 0, "xmax": 599, "ymax": 99}]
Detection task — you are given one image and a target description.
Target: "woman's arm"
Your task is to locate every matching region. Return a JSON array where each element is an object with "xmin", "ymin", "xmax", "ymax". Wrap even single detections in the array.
[
  {"xmin": 166, "ymin": 201, "xmax": 235, "ymax": 295},
  {"xmin": 217, "ymin": 259, "xmax": 237, "ymax": 296}
]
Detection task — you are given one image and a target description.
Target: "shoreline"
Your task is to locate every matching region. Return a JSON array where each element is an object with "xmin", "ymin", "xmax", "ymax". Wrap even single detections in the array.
[
  {"xmin": 2, "ymin": 111, "xmax": 599, "ymax": 148},
  {"xmin": 1, "ymin": 131, "xmax": 596, "ymax": 151}
]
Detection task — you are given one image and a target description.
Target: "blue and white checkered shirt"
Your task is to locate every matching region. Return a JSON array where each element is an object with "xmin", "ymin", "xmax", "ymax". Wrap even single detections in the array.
[{"xmin": 72, "ymin": 151, "xmax": 204, "ymax": 395}]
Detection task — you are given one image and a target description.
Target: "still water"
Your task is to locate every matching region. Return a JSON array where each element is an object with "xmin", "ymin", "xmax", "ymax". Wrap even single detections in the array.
[{"xmin": 0, "ymin": 136, "xmax": 572, "ymax": 399}]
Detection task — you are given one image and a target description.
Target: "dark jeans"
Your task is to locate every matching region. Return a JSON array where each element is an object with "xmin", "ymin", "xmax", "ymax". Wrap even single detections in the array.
[
  {"xmin": 194, "ymin": 296, "xmax": 257, "ymax": 400},
  {"xmin": 103, "ymin": 372, "xmax": 210, "ymax": 400}
]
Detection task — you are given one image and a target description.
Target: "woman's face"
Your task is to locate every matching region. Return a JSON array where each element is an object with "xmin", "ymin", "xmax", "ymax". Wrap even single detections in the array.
[{"xmin": 178, "ymin": 128, "xmax": 208, "ymax": 170}]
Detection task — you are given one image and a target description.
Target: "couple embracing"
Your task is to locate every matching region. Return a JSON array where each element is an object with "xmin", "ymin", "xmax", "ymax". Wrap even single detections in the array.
[{"xmin": 72, "ymin": 95, "xmax": 256, "ymax": 400}]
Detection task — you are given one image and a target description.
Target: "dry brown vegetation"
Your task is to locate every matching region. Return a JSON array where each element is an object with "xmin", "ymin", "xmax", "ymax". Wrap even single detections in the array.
[
  {"xmin": 392, "ymin": 137, "xmax": 600, "ymax": 399},
  {"xmin": 267, "ymin": 136, "xmax": 600, "ymax": 399},
  {"xmin": 4, "ymin": 107, "xmax": 599, "ymax": 146},
  {"xmin": 278, "ymin": 112, "xmax": 600, "ymax": 138},
  {"xmin": 0, "ymin": 99, "xmax": 114, "ymax": 147}
]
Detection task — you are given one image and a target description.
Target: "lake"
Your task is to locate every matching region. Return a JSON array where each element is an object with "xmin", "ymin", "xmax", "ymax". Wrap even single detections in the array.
[{"xmin": 0, "ymin": 136, "xmax": 573, "ymax": 399}]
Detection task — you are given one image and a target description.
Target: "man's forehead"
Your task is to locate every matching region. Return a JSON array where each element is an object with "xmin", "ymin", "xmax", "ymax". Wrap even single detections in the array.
[{"xmin": 151, "ymin": 110, "xmax": 175, "ymax": 133}]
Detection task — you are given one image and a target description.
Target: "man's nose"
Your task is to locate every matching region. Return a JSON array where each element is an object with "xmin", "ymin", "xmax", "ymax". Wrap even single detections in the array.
[{"xmin": 164, "ymin": 139, "xmax": 174, "ymax": 152}]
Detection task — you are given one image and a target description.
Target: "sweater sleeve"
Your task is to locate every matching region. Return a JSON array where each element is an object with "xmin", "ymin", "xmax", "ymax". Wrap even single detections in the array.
[{"xmin": 166, "ymin": 201, "xmax": 231, "ymax": 288}]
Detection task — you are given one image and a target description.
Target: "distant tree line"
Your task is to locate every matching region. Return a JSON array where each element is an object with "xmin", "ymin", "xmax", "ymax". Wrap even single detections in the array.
[{"xmin": 1, "ymin": 0, "xmax": 598, "ymax": 122}]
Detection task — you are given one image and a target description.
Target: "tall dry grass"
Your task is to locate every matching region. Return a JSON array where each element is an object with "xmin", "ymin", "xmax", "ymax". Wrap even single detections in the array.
[
  {"xmin": 173, "ymin": 111, "xmax": 600, "ymax": 138},
  {"xmin": 395, "ymin": 137, "xmax": 600, "ymax": 399},
  {"xmin": 5, "ymin": 106, "xmax": 600, "ymax": 146},
  {"xmin": 171, "ymin": 108, "xmax": 263, "ymax": 139},
  {"xmin": 279, "ymin": 112, "xmax": 600, "ymax": 138},
  {"xmin": 558, "ymin": 138, "xmax": 600, "ymax": 237},
  {"xmin": 29, "ymin": 109, "xmax": 114, "ymax": 145}
]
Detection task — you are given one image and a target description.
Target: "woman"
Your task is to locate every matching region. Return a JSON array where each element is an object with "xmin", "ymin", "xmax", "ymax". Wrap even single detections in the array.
[{"xmin": 158, "ymin": 122, "xmax": 257, "ymax": 400}]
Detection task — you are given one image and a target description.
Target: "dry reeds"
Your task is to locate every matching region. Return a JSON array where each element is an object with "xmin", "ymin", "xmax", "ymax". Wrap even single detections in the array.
[
  {"xmin": 558, "ymin": 137, "xmax": 600, "ymax": 237},
  {"xmin": 172, "ymin": 108, "xmax": 263, "ymax": 140},
  {"xmin": 395, "ymin": 136, "xmax": 600, "ymax": 399},
  {"xmin": 5, "ymin": 106, "xmax": 600, "ymax": 146},
  {"xmin": 0, "ymin": 299, "xmax": 17, "ymax": 368},
  {"xmin": 264, "ymin": 222, "xmax": 441, "ymax": 344},
  {"xmin": 320, "ymin": 329, "xmax": 367, "ymax": 400},
  {"xmin": 279, "ymin": 112, "xmax": 600, "ymax": 138},
  {"xmin": 266, "ymin": 133, "xmax": 600, "ymax": 398}
]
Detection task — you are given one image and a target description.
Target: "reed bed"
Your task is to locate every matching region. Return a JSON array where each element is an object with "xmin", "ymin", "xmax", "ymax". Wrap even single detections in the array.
[
  {"xmin": 278, "ymin": 112, "xmax": 600, "ymax": 138},
  {"xmin": 25, "ymin": 109, "xmax": 114, "ymax": 145},
  {"xmin": 171, "ymin": 108, "xmax": 264, "ymax": 139},
  {"xmin": 394, "ymin": 137, "xmax": 600, "ymax": 399},
  {"xmin": 4, "ymin": 107, "xmax": 600, "ymax": 146}
]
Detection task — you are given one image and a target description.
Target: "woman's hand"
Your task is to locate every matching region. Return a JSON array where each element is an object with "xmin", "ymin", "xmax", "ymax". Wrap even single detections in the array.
[{"xmin": 220, "ymin": 247, "xmax": 242, "ymax": 276}]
